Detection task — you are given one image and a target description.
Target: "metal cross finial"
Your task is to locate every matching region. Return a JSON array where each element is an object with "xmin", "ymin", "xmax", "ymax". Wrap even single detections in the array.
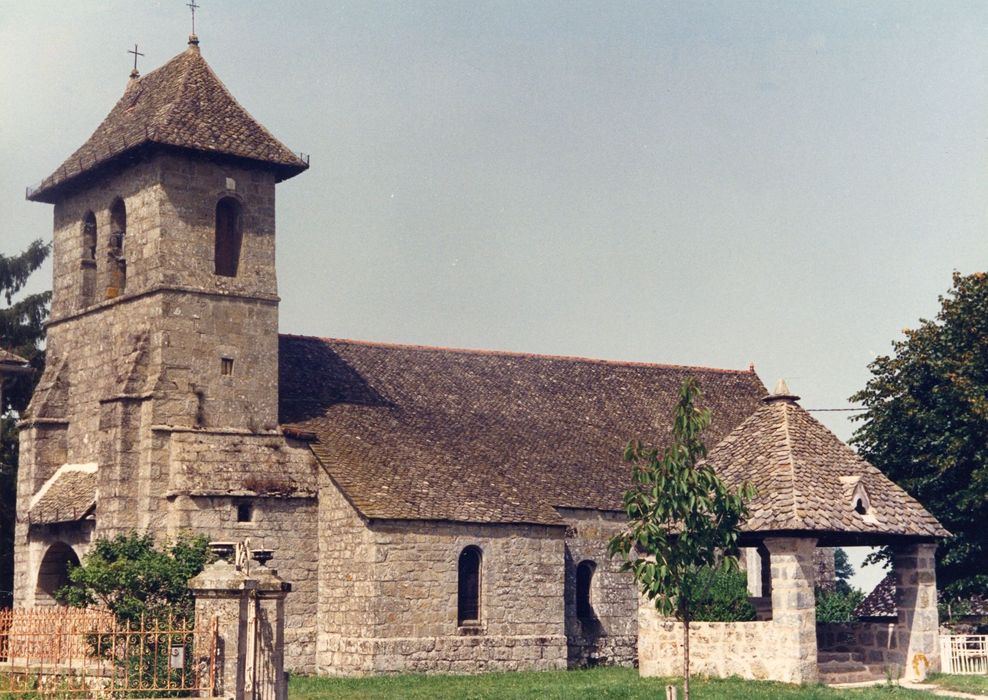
[
  {"xmin": 127, "ymin": 43, "xmax": 144, "ymax": 77},
  {"xmin": 187, "ymin": 0, "xmax": 200, "ymax": 35}
]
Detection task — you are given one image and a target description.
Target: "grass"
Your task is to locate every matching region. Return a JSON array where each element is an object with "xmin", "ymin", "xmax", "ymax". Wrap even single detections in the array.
[
  {"xmin": 927, "ymin": 672, "xmax": 988, "ymax": 695},
  {"xmin": 288, "ymin": 667, "xmax": 935, "ymax": 700}
]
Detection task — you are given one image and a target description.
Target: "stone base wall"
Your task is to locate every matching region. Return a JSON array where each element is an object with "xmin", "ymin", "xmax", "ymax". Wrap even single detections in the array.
[
  {"xmin": 638, "ymin": 617, "xmax": 785, "ymax": 681},
  {"xmin": 818, "ymin": 622, "xmax": 900, "ymax": 670},
  {"xmin": 320, "ymin": 634, "xmax": 567, "ymax": 676}
]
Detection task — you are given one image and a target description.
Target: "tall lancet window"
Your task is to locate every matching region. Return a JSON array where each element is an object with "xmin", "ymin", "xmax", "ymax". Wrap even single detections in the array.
[
  {"xmin": 214, "ymin": 197, "xmax": 243, "ymax": 277},
  {"xmin": 80, "ymin": 211, "xmax": 97, "ymax": 306},
  {"xmin": 108, "ymin": 198, "xmax": 127, "ymax": 295},
  {"xmin": 457, "ymin": 546, "xmax": 482, "ymax": 626}
]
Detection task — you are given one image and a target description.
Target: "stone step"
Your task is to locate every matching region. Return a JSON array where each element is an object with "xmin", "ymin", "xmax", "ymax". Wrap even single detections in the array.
[
  {"xmin": 818, "ymin": 651, "xmax": 865, "ymax": 664},
  {"xmin": 818, "ymin": 659, "xmax": 885, "ymax": 685}
]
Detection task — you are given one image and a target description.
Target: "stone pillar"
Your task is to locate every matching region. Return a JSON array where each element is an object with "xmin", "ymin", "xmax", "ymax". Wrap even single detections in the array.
[
  {"xmin": 764, "ymin": 536, "xmax": 818, "ymax": 684},
  {"xmin": 190, "ymin": 557, "xmax": 291, "ymax": 700},
  {"xmin": 892, "ymin": 542, "xmax": 939, "ymax": 681}
]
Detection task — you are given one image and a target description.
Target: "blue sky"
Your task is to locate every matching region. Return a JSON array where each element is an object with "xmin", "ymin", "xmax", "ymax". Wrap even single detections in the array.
[{"xmin": 2, "ymin": 1, "xmax": 986, "ymax": 589}]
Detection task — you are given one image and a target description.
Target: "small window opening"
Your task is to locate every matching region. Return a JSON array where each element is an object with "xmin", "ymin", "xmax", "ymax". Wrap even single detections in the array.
[
  {"xmin": 82, "ymin": 212, "xmax": 97, "ymax": 262},
  {"xmin": 214, "ymin": 197, "xmax": 243, "ymax": 277},
  {"xmin": 236, "ymin": 502, "xmax": 253, "ymax": 522},
  {"xmin": 854, "ymin": 498, "xmax": 867, "ymax": 515},
  {"xmin": 108, "ymin": 198, "xmax": 127, "ymax": 294},
  {"xmin": 221, "ymin": 358, "xmax": 234, "ymax": 376},
  {"xmin": 457, "ymin": 546, "xmax": 482, "ymax": 625},
  {"xmin": 576, "ymin": 560, "xmax": 596, "ymax": 619}
]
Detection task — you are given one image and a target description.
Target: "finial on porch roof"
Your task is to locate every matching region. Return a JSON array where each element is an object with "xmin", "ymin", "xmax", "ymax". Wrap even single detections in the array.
[{"xmin": 764, "ymin": 378, "xmax": 800, "ymax": 403}]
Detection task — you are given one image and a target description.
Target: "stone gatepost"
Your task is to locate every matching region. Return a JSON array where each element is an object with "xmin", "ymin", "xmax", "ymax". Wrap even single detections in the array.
[
  {"xmin": 190, "ymin": 554, "xmax": 292, "ymax": 700},
  {"xmin": 764, "ymin": 537, "xmax": 818, "ymax": 684},
  {"xmin": 892, "ymin": 543, "xmax": 939, "ymax": 681}
]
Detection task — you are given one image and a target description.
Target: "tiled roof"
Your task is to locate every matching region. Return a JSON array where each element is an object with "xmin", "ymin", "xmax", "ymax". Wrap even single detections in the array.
[
  {"xmin": 278, "ymin": 335, "xmax": 766, "ymax": 526},
  {"xmin": 0, "ymin": 348, "xmax": 28, "ymax": 366},
  {"xmin": 707, "ymin": 392, "xmax": 949, "ymax": 539},
  {"xmin": 855, "ymin": 573, "xmax": 988, "ymax": 618},
  {"xmin": 855, "ymin": 574, "xmax": 896, "ymax": 618},
  {"xmin": 28, "ymin": 43, "xmax": 307, "ymax": 203},
  {"xmin": 28, "ymin": 465, "xmax": 97, "ymax": 525}
]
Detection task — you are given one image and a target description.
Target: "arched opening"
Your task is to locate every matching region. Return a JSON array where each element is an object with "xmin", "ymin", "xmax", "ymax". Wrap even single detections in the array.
[
  {"xmin": 82, "ymin": 211, "xmax": 97, "ymax": 262},
  {"xmin": 108, "ymin": 198, "xmax": 127, "ymax": 295},
  {"xmin": 214, "ymin": 197, "xmax": 243, "ymax": 277},
  {"xmin": 576, "ymin": 560, "xmax": 596, "ymax": 619},
  {"xmin": 80, "ymin": 211, "xmax": 97, "ymax": 306},
  {"xmin": 36, "ymin": 542, "xmax": 80, "ymax": 607},
  {"xmin": 457, "ymin": 545, "xmax": 482, "ymax": 626}
]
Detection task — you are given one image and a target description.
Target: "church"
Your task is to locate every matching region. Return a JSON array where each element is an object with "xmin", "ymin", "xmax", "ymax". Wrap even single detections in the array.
[{"xmin": 15, "ymin": 36, "xmax": 946, "ymax": 678}]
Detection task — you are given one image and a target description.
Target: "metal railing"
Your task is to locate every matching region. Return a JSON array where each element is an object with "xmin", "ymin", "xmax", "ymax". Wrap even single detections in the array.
[
  {"xmin": 941, "ymin": 634, "xmax": 988, "ymax": 675},
  {"xmin": 0, "ymin": 607, "xmax": 216, "ymax": 697}
]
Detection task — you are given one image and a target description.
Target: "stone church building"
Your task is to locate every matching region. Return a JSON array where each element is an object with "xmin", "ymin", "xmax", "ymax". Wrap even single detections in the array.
[{"xmin": 14, "ymin": 38, "xmax": 946, "ymax": 678}]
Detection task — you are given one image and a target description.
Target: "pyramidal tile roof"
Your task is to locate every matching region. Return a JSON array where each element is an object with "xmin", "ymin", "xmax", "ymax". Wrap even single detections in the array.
[
  {"xmin": 28, "ymin": 41, "xmax": 308, "ymax": 203},
  {"xmin": 707, "ymin": 387, "xmax": 948, "ymax": 540}
]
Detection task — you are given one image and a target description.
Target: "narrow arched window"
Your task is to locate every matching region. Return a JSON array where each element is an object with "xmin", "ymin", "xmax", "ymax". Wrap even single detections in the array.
[
  {"xmin": 108, "ymin": 198, "xmax": 127, "ymax": 294},
  {"xmin": 82, "ymin": 211, "xmax": 97, "ymax": 262},
  {"xmin": 576, "ymin": 560, "xmax": 595, "ymax": 619},
  {"xmin": 214, "ymin": 197, "xmax": 243, "ymax": 277},
  {"xmin": 457, "ymin": 546, "xmax": 482, "ymax": 625}
]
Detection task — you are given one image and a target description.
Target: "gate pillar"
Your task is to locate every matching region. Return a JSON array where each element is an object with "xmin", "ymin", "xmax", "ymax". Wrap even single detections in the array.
[{"xmin": 190, "ymin": 549, "xmax": 292, "ymax": 700}]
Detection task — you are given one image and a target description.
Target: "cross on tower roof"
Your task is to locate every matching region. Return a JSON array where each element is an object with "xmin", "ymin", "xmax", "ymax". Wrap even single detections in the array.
[
  {"xmin": 127, "ymin": 43, "xmax": 144, "ymax": 79},
  {"xmin": 188, "ymin": 0, "xmax": 200, "ymax": 37}
]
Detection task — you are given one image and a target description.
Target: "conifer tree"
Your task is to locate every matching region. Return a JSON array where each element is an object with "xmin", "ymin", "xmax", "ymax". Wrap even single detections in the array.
[{"xmin": 0, "ymin": 239, "xmax": 51, "ymax": 606}]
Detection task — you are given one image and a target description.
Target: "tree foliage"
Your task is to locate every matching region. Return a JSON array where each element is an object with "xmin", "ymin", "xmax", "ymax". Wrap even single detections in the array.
[
  {"xmin": 850, "ymin": 271, "xmax": 988, "ymax": 597},
  {"xmin": 816, "ymin": 586, "xmax": 865, "ymax": 623},
  {"xmin": 687, "ymin": 566, "xmax": 756, "ymax": 622},
  {"xmin": 0, "ymin": 239, "xmax": 51, "ymax": 607},
  {"xmin": 834, "ymin": 547, "xmax": 855, "ymax": 594},
  {"xmin": 57, "ymin": 532, "xmax": 211, "ymax": 624},
  {"xmin": 609, "ymin": 378, "xmax": 753, "ymax": 700}
]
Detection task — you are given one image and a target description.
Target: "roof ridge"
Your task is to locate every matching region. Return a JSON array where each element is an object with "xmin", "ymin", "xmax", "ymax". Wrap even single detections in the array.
[{"xmin": 279, "ymin": 333, "xmax": 759, "ymax": 375}]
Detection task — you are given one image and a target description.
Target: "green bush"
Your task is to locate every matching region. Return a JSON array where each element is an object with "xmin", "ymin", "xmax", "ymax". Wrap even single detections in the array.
[
  {"xmin": 816, "ymin": 587, "xmax": 865, "ymax": 623},
  {"xmin": 687, "ymin": 566, "xmax": 757, "ymax": 622}
]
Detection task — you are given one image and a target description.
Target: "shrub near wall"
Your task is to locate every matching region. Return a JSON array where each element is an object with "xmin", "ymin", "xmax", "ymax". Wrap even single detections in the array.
[{"xmin": 688, "ymin": 567, "xmax": 756, "ymax": 622}]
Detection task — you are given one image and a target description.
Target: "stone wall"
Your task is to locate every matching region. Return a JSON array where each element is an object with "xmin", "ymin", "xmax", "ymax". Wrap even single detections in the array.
[
  {"xmin": 818, "ymin": 622, "xmax": 900, "ymax": 670},
  {"xmin": 638, "ymin": 616, "xmax": 783, "ymax": 680},
  {"xmin": 316, "ymin": 478, "xmax": 567, "ymax": 675},
  {"xmin": 559, "ymin": 508, "xmax": 637, "ymax": 667}
]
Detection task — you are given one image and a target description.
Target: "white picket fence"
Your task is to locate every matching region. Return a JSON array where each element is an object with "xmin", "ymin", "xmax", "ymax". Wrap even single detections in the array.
[{"xmin": 941, "ymin": 635, "xmax": 988, "ymax": 675}]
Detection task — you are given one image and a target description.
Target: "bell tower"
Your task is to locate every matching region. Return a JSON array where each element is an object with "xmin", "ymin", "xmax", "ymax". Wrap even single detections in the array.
[{"xmin": 15, "ymin": 37, "xmax": 308, "ymax": 604}]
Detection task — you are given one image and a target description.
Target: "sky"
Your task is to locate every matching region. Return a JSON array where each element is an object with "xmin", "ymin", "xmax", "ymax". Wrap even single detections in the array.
[{"xmin": 2, "ymin": 1, "xmax": 986, "ymax": 591}]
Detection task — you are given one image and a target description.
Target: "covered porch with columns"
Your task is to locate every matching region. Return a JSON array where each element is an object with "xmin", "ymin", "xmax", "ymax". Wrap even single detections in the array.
[{"xmin": 638, "ymin": 382, "xmax": 948, "ymax": 684}]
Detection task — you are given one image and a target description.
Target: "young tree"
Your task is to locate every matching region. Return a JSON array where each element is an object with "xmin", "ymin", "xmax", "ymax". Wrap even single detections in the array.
[
  {"xmin": 851, "ymin": 271, "xmax": 988, "ymax": 597},
  {"xmin": 608, "ymin": 378, "xmax": 753, "ymax": 700},
  {"xmin": 58, "ymin": 531, "xmax": 211, "ymax": 624},
  {"xmin": 0, "ymin": 239, "xmax": 51, "ymax": 606}
]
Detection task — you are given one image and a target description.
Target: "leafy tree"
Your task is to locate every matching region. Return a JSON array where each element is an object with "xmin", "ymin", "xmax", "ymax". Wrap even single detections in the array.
[
  {"xmin": 850, "ymin": 271, "xmax": 988, "ymax": 597},
  {"xmin": 609, "ymin": 378, "xmax": 753, "ymax": 700},
  {"xmin": 834, "ymin": 547, "xmax": 855, "ymax": 594},
  {"xmin": 0, "ymin": 239, "xmax": 51, "ymax": 607},
  {"xmin": 816, "ymin": 586, "xmax": 865, "ymax": 623},
  {"xmin": 687, "ymin": 566, "xmax": 756, "ymax": 622},
  {"xmin": 58, "ymin": 531, "xmax": 211, "ymax": 624}
]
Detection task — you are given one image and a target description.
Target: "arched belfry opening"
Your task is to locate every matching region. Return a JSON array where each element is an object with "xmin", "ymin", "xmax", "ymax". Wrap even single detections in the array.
[
  {"xmin": 108, "ymin": 198, "xmax": 127, "ymax": 296},
  {"xmin": 35, "ymin": 542, "xmax": 80, "ymax": 607},
  {"xmin": 80, "ymin": 211, "xmax": 97, "ymax": 306},
  {"xmin": 214, "ymin": 197, "xmax": 243, "ymax": 277}
]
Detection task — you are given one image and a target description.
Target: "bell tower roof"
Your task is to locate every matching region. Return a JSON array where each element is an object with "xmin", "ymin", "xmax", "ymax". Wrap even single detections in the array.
[{"xmin": 27, "ymin": 44, "xmax": 308, "ymax": 203}]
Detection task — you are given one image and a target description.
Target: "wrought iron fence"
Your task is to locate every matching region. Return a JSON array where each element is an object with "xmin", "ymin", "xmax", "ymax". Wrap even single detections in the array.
[
  {"xmin": 0, "ymin": 607, "xmax": 216, "ymax": 697},
  {"xmin": 940, "ymin": 634, "xmax": 988, "ymax": 675}
]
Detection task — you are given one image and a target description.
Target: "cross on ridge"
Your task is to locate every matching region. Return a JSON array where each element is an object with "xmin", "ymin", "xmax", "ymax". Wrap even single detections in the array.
[
  {"xmin": 127, "ymin": 44, "xmax": 145, "ymax": 76},
  {"xmin": 188, "ymin": 0, "xmax": 200, "ymax": 35}
]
